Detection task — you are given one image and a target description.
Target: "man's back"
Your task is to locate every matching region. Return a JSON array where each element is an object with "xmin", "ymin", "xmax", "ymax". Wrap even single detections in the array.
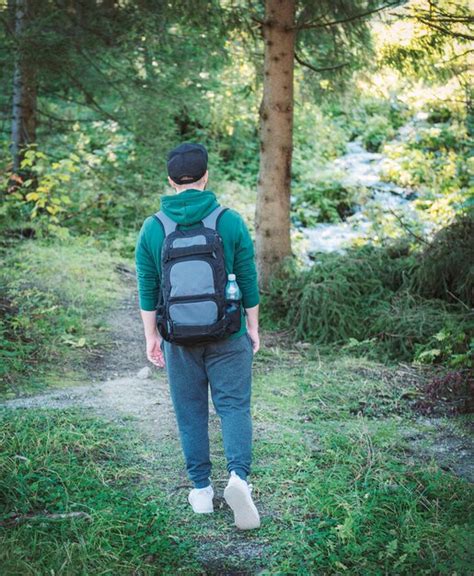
[{"xmin": 135, "ymin": 188, "xmax": 259, "ymax": 341}]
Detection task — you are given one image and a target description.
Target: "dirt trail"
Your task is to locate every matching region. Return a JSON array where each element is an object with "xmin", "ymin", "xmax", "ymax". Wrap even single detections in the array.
[
  {"xmin": 1, "ymin": 266, "xmax": 268, "ymax": 575},
  {"xmin": 3, "ymin": 266, "xmax": 178, "ymax": 441}
]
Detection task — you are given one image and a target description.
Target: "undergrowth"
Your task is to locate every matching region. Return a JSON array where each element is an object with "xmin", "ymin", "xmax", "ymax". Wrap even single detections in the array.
[
  {"xmin": 413, "ymin": 216, "xmax": 474, "ymax": 307},
  {"xmin": 263, "ymin": 223, "xmax": 473, "ymax": 367}
]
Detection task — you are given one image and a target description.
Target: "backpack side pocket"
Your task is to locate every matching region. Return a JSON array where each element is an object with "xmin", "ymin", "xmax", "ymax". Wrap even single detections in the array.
[
  {"xmin": 225, "ymin": 300, "xmax": 242, "ymax": 335},
  {"xmin": 156, "ymin": 286, "xmax": 170, "ymax": 341}
]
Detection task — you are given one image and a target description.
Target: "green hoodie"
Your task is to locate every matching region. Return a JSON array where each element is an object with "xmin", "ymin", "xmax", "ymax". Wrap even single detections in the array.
[{"xmin": 134, "ymin": 189, "xmax": 260, "ymax": 340}]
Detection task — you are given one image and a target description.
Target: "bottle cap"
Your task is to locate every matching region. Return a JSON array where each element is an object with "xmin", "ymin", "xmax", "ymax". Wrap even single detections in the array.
[{"xmin": 228, "ymin": 273, "xmax": 236, "ymax": 281}]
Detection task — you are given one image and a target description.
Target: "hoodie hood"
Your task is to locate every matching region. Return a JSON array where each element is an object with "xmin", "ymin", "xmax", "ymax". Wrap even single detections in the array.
[{"xmin": 160, "ymin": 189, "xmax": 219, "ymax": 226}]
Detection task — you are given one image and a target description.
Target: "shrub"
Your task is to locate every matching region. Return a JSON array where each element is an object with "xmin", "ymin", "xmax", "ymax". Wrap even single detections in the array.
[
  {"xmin": 263, "ymin": 243, "xmax": 472, "ymax": 365},
  {"xmin": 426, "ymin": 104, "xmax": 454, "ymax": 124},
  {"xmin": 292, "ymin": 175, "xmax": 356, "ymax": 225},
  {"xmin": 360, "ymin": 114, "xmax": 395, "ymax": 152},
  {"xmin": 411, "ymin": 124, "xmax": 464, "ymax": 152},
  {"xmin": 340, "ymin": 95, "xmax": 408, "ymax": 144},
  {"xmin": 411, "ymin": 215, "xmax": 474, "ymax": 307},
  {"xmin": 265, "ymin": 246, "xmax": 412, "ymax": 344},
  {"xmin": 371, "ymin": 290, "xmax": 470, "ymax": 363}
]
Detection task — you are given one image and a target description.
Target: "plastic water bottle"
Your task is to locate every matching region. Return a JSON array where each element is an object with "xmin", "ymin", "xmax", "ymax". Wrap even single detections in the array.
[{"xmin": 225, "ymin": 274, "xmax": 241, "ymax": 305}]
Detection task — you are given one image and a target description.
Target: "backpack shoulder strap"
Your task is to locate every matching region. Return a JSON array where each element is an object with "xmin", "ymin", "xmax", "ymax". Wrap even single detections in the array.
[
  {"xmin": 153, "ymin": 210, "xmax": 177, "ymax": 237},
  {"xmin": 202, "ymin": 206, "xmax": 228, "ymax": 230}
]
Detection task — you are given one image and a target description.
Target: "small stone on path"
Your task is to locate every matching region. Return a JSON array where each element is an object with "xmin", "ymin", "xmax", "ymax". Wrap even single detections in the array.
[{"xmin": 137, "ymin": 366, "xmax": 152, "ymax": 379}]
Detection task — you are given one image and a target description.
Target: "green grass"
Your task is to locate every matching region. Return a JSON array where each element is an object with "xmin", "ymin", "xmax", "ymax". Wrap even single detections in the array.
[
  {"xmin": 1, "ymin": 343, "xmax": 472, "ymax": 575},
  {"xmin": 250, "ymin": 353, "xmax": 474, "ymax": 574},
  {"xmin": 0, "ymin": 409, "xmax": 200, "ymax": 575},
  {"xmin": 0, "ymin": 238, "xmax": 127, "ymax": 398}
]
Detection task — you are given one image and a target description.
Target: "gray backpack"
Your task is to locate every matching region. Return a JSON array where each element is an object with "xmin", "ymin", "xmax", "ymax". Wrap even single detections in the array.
[{"xmin": 153, "ymin": 206, "xmax": 241, "ymax": 345}]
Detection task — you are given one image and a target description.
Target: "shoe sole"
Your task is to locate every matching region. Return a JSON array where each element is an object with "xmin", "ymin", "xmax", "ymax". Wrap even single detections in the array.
[
  {"xmin": 224, "ymin": 482, "xmax": 261, "ymax": 530},
  {"xmin": 190, "ymin": 506, "xmax": 214, "ymax": 514},
  {"xmin": 188, "ymin": 493, "xmax": 214, "ymax": 514}
]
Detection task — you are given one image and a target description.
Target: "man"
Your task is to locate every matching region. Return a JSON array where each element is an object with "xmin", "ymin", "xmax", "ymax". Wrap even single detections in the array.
[{"xmin": 135, "ymin": 142, "xmax": 261, "ymax": 530}]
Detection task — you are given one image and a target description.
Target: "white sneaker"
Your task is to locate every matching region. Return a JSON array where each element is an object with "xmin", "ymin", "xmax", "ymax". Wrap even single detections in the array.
[
  {"xmin": 224, "ymin": 471, "xmax": 261, "ymax": 530},
  {"xmin": 188, "ymin": 485, "xmax": 214, "ymax": 514}
]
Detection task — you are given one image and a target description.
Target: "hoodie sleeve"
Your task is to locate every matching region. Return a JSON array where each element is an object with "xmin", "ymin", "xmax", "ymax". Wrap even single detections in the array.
[
  {"xmin": 231, "ymin": 211, "xmax": 260, "ymax": 309},
  {"xmin": 135, "ymin": 217, "xmax": 160, "ymax": 311}
]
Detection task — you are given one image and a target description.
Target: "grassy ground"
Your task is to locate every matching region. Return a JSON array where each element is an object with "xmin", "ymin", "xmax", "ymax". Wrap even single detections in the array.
[
  {"xmin": 250, "ymin": 352, "xmax": 473, "ymax": 574},
  {"xmin": 0, "ymin": 238, "xmax": 126, "ymax": 398},
  {"xmin": 0, "ymin": 237, "xmax": 473, "ymax": 574},
  {"xmin": 0, "ymin": 408, "xmax": 200, "ymax": 575},
  {"xmin": 1, "ymin": 351, "xmax": 473, "ymax": 574},
  {"xmin": 143, "ymin": 350, "xmax": 473, "ymax": 575}
]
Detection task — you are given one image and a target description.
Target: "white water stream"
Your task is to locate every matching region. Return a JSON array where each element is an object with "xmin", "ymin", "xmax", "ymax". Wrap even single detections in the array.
[{"xmin": 300, "ymin": 120, "xmax": 425, "ymax": 256}]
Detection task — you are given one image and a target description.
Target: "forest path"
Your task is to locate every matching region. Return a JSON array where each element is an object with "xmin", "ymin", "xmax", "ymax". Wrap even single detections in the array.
[
  {"xmin": 1, "ymin": 266, "xmax": 270, "ymax": 575},
  {"xmin": 1, "ymin": 265, "xmax": 472, "ymax": 575},
  {"xmin": 3, "ymin": 266, "xmax": 177, "ymax": 441}
]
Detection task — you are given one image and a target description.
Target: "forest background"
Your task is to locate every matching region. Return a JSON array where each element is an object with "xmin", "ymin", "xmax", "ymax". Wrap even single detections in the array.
[{"xmin": 0, "ymin": 1, "xmax": 473, "ymax": 574}]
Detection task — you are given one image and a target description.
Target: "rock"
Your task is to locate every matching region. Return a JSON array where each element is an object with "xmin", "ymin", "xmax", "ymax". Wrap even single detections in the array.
[{"xmin": 137, "ymin": 366, "xmax": 152, "ymax": 380}]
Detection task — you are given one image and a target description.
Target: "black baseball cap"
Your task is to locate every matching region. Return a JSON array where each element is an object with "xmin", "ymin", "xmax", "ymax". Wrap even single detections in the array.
[{"xmin": 167, "ymin": 142, "xmax": 208, "ymax": 185}]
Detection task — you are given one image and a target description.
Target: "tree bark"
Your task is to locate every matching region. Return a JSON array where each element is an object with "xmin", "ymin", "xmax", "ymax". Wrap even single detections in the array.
[
  {"xmin": 11, "ymin": 0, "xmax": 36, "ymax": 175},
  {"xmin": 255, "ymin": 0, "xmax": 295, "ymax": 289}
]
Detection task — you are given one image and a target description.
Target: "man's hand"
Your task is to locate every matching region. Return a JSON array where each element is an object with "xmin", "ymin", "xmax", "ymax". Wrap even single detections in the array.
[
  {"xmin": 146, "ymin": 333, "xmax": 166, "ymax": 368},
  {"xmin": 247, "ymin": 326, "xmax": 260, "ymax": 354},
  {"xmin": 140, "ymin": 310, "xmax": 165, "ymax": 368},
  {"xmin": 245, "ymin": 304, "xmax": 260, "ymax": 354}
]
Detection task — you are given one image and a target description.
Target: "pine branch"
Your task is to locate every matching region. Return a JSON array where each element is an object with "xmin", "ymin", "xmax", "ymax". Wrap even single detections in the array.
[
  {"xmin": 295, "ymin": 2, "xmax": 402, "ymax": 31},
  {"xmin": 61, "ymin": 69, "xmax": 129, "ymax": 129},
  {"xmin": 294, "ymin": 52, "xmax": 348, "ymax": 73},
  {"xmin": 37, "ymin": 107, "xmax": 96, "ymax": 124},
  {"xmin": 417, "ymin": 17, "xmax": 474, "ymax": 41}
]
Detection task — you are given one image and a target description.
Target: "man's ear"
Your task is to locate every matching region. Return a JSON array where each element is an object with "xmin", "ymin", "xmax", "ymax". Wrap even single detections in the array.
[{"xmin": 168, "ymin": 176, "xmax": 177, "ymax": 189}]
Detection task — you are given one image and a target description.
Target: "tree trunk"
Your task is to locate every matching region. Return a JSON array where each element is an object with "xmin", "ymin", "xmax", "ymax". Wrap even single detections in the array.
[
  {"xmin": 11, "ymin": 0, "xmax": 36, "ymax": 175},
  {"xmin": 255, "ymin": 0, "xmax": 295, "ymax": 289}
]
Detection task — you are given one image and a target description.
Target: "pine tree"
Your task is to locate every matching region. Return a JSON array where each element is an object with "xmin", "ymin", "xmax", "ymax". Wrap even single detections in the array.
[{"xmin": 254, "ymin": 0, "xmax": 400, "ymax": 287}]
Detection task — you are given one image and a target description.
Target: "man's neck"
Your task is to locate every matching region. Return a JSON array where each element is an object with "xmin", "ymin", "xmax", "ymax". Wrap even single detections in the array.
[{"xmin": 175, "ymin": 186, "xmax": 206, "ymax": 194}]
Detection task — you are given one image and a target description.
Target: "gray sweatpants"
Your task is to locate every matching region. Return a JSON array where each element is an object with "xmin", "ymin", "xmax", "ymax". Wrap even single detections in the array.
[{"xmin": 161, "ymin": 332, "xmax": 254, "ymax": 488}]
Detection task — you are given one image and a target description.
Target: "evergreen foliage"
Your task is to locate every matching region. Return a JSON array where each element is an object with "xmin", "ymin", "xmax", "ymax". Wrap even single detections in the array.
[
  {"xmin": 264, "ymin": 220, "xmax": 473, "ymax": 366},
  {"xmin": 412, "ymin": 215, "xmax": 474, "ymax": 307}
]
